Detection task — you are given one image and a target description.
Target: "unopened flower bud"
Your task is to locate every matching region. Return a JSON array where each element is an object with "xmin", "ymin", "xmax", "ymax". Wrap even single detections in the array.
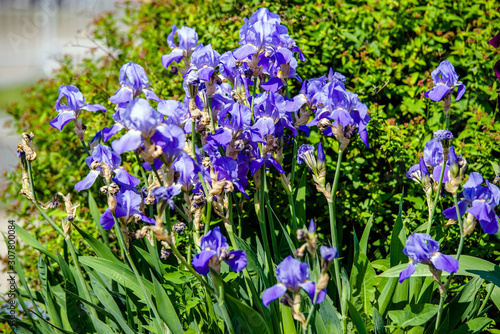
[
  {"xmin": 108, "ymin": 195, "xmax": 117, "ymax": 213},
  {"xmin": 161, "ymin": 247, "xmax": 171, "ymax": 259},
  {"xmin": 296, "ymin": 229, "xmax": 307, "ymax": 242},
  {"xmin": 186, "ymin": 70, "xmax": 200, "ymax": 99},
  {"xmin": 174, "ymin": 222, "xmax": 186, "ymax": 233},
  {"xmin": 434, "ymin": 129, "xmax": 453, "ymax": 149},
  {"xmin": 448, "ymin": 146, "xmax": 459, "ymax": 178}
]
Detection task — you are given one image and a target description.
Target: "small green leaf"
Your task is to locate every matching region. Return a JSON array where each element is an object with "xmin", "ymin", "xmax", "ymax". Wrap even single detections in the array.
[{"xmin": 387, "ymin": 303, "xmax": 439, "ymax": 328}]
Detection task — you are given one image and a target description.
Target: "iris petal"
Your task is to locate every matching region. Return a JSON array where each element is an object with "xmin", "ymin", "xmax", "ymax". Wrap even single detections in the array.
[
  {"xmin": 225, "ymin": 250, "xmax": 247, "ymax": 272},
  {"xmin": 192, "ymin": 250, "xmax": 217, "ymax": 276},
  {"xmin": 399, "ymin": 262, "xmax": 416, "ymax": 283},
  {"xmin": 431, "ymin": 253, "xmax": 458, "ymax": 273},
  {"xmin": 74, "ymin": 170, "xmax": 100, "ymax": 192},
  {"xmin": 262, "ymin": 283, "xmax": 287, "ymax": 307}
]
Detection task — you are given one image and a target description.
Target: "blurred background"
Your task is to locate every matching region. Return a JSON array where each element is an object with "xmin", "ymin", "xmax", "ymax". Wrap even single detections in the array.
[
  {"xmin": 0, "ymin": 0, "xmax": 124, "ymax": 175},
  {"xmin": 0, "ymin": 0, "xmax": 125, "ymax": 293}
]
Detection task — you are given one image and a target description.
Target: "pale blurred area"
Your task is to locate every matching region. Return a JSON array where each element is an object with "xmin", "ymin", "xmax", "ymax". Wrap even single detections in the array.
[
  {"xmin": 0, "ymin": 0, "xmax": 127, "ymax": 293},
  {"xmin": 0, "ymin": 0, "xmax": 123, "ymax": 87},
  {"xmin": 0, "ymin": 0, "xmax": 125, "ymax": 178}
]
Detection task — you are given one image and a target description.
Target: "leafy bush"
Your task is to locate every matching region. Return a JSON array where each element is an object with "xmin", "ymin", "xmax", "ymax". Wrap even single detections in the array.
[{"xmin": 2, "ymin": 0, "xmax": 500, "ymax": 333}]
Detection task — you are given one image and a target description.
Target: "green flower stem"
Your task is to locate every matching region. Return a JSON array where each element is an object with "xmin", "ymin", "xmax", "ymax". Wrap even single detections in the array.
[
  {"xmin": 258, "ymin": 166, "xmax": 275, "ymax": 283},
  {"xmin": 265, "ymin": 185, "xmax": 279, "ymax": 258},
  {"xmin": 26, "ymin": 158, "xmax": 37, "ymax": 202},
  {"xmin": 250, "ymin": 77, "xmax": 258, "ymax": 124},
  {"xmin": 112, "ymin": 221, "xmax": 164, "ymax": 333},
  {"xmin": 204, "ymin": 196, "xmax": 213, "ymax": 235},
  {"xmin": 287, "ymin": 193, "xmax": 299, "ymax": 231},
  {"xmin": 80, "ymin": 138, "xmax": 91, "ymax": 156},
  {"xmin": 212, "ymin": 271, "xmax": 236, "ymax": 334},
  {"xmin": 290, "ymin": 138, "xmax": 298, "ymax": 188},
  {"xmin": 435, "ymin": 292, "xmax": 447, "ymax": 332},
  {"xmin": 231, "ymin": 192, "xmax": 243, "ymax": 238},
  {"xmin": 454, "ymin": 194, "xmax": 465, "ymax": 261},
  {"xmin": 330, "ymin": 150, "xmax": 343, "ymax": 255},
  {"xmin": 426, "ymin": 157, "xmax": 447, "ymax": 234},
  {"xmin": 328, "ymin": 150, "xmax": 344, "ymax": 315},
  {"xmin": 192, "ymin": 118, "xmax": 197, "ymax": 158},
  {"xmin": 435, "ymin": 193, "xmax": 467, "ymax": 331},
  {"xmin": 208, "ymin": 97, "xmax": 216, "ymax": 134},
  {"xmin": 304, "ymin": 291, "xmax": 319, "ymax": 333},
  {"xmin": 328, "ymin": 201, "xmax": 343, "ymax": 302}
]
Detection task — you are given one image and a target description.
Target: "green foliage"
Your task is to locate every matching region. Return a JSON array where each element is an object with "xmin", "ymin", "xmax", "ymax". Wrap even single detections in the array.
[{"xmin": 2, "ymin": 0, "xmax": 500, "ymax": 333}]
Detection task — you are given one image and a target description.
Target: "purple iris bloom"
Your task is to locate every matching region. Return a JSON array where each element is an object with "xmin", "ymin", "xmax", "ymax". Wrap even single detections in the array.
[
  {"xmin": 212, "ymin": 157, "xmax": 249, "ymax": 196},
  {"xmin": 111, "ymin": 98, "xmax": 164, "ymax": 154},
  {"xmin": 150, "ymin": 123, "xmax": 186, "ymax": 164},
  {"xmin": 152, "ymin": 185, "xmax": 182, "ymax": 210},
  {"xmin": 234, "ymin": 7, "xmax": 288, "ymax": 60},
  {"xmin": 157, "ymin": 99, "xmax": 192, "ymax": 131},
  {"xmin": 320, "ymin": 246, "xmax": 338, "ymax": 262},
  {"xmin": 109, "ymin": 62, "xmax": 160, "ymax": 106},
  {"xmin": 219, "ymin": 51, "xmax": 239, "ymax": 82},
  {"xmin": 424, "ymin": 60, "xmax": 466, "ymax": 102},
  {"xmin": 262, "ymin": 255, "xmax": 326, "ymax": 307},
  {"xmin": 252, "ymin": 92, "xmax": 299, "ymax": 139},
  {"xmin": 423, "ymin": 139, "xmax": 443, "ymax": 168},
  {"xmin": 248, "ymin": 144, "xmax": 285, "ymax": 176},
  {"xmin": 74, "ymin": 144, "xmax": 140, "ymax": 192},
  {"xmin": 423, "ymin": 139, "xmax": 450, "ymax": 184},
  {"xmin": 49, "ymin": 85, "xmax": 106, "ymax": 131},
  {"xmin": 307, "ymin": 82, "xmax": 370, "ymax": 148},
  {"xmin": 328, "ymin": 69, "xmax": 346, "ymax": 88},
  {"xmin": 189, "ymin": 44, "xmax": 220, "ymax": 82},
  {"xmin": 173, "ymin": 154, "xmax": 200, "ymax": 190},
  {"xmin": 406, "ymin": 157, "xmax": 430, "ymax": 185},
  {"xmin": 100, "ymin": 190, "xmax": 155, "ymax": 230},
  {"xmin": 443, "ymin": 172, "xmax": 500, "ymax": 234},
  {"xmin": 206, "ymin": 102, "xmax": 252, "ymax": 150},
  {"xmin": 399, "ymin": 233, "xmax": 459, "ymax": 283},
  {"xmin": 161, "ymin": 25, "xmax": 199, "ymax": 70},
  {"xmin": 192, "ymin": 227, "xmax": 247, "ymax": 275}
]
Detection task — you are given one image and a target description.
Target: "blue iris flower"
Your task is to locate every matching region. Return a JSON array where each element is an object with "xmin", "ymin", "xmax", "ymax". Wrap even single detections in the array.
[{"xmin": 399, "ymin": 233, "xmax": 459, "ymax": 283}]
